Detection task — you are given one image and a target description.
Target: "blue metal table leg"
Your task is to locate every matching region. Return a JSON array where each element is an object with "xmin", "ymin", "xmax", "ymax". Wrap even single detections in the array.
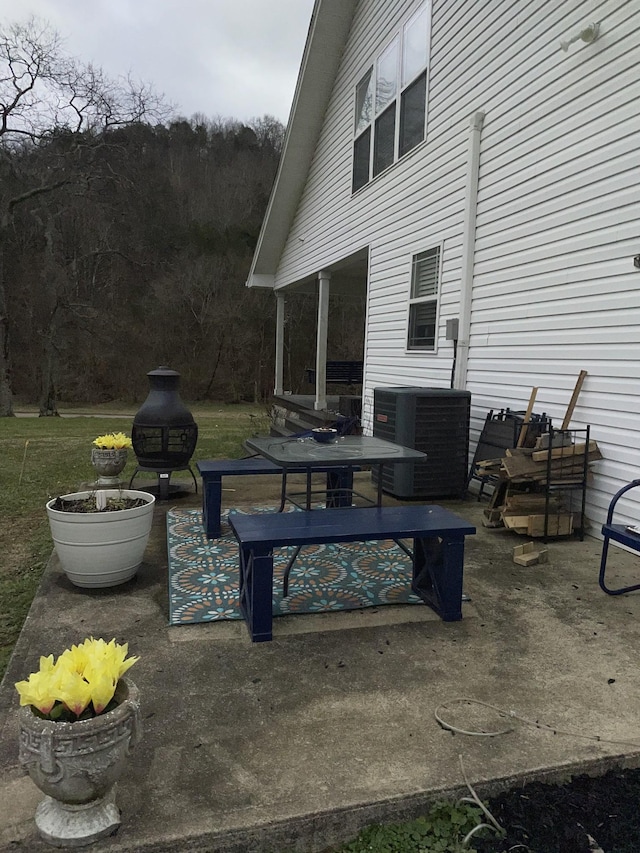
[{"xmin": 326, "ymin": 468, "xmax": 354, "ymax": 508}]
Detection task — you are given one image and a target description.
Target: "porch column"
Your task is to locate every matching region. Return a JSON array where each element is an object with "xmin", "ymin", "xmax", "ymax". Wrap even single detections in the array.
[
  {"xmin": 274, "ymin": 291, "xmax": 285, "ymax": 395},
  {"xmin": 314, "ymin": 270, "xmax": 330, "ymax": 411}
]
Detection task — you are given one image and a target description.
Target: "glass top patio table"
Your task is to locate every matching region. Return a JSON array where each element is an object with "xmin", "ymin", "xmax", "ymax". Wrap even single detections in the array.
[
  {"xmin": 245, "ymin": 434, "xmax": 426, "ymax": 509},
  {"xmin": 245, "ymin": 434, "xmax": 425, "ymax": 467}
]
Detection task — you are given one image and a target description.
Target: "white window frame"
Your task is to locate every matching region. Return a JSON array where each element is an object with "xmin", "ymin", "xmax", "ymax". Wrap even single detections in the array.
[
  {"xmin": 406, "ymin": 243, "xmax": 442, "ymax": 354},
  {"xmin": 352, "ymin": 1, "xmax": 431, "ymax": 193}
]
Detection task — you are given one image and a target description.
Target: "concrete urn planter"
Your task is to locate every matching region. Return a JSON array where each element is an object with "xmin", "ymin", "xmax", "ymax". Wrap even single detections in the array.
[
  {"xmin": 18, "ymin": 677, "xmax": 141, "ymax": 847},
  {"xmin": 90, "ymin": 448, "xmax": 128, "ymax": 485},
  {"xmin": 46, "ymin": 489, "xmax": 155, "ymax": 588}
]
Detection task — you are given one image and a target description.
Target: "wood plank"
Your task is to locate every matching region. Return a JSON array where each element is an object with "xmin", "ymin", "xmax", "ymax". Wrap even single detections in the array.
[
  {"xmin": 502, "ymin": 448, "xmax": 601, "ymax": 481},
  {"xmin": 561, "ymin": 370, "xmax": 588, "ymax": 430},
  {"xmin": 487, "ymin": 479, "xmax": 509, "ymax": 510},
  {"xmin": 513, "ymin": 552, "xmax": 540, "ymax": 566},
  {"xmin": 527, "ymin": 514, "xmax": 573, "ymax": 537},
  {"xmin": 516, "ymin": 387, "xmax": 538, "ymax": 447},
  {"xmin": 503, "ymin": 515, "xmax": 530, "ymax": 530},
  {"xmin": 475, "ymin": 458, "xmax": 503, "ymax": 468},
  {"xmin": 504, "ymin": 495, "xmax": 563, "ymax": 513},
  {"xmin": 531, "ymin": 441, "xmax": 601, "ymax": 462}
]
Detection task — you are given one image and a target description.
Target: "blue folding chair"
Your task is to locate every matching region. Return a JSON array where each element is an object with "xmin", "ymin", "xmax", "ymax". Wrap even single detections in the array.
[{"xmin": 599, "ymin": 479, "xmax": 640, "ymax": 595}]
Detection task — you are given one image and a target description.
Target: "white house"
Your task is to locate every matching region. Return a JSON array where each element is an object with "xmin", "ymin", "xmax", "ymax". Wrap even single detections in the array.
[{"xmin": 247, "ymin": 0, "xmax": 640, "ymax": 530}]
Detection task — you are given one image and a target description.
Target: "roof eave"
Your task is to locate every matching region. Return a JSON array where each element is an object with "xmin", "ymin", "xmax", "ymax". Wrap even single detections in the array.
[{"xmin": 246, "ymin": 0, "xmax": 358, "ymax": 289}]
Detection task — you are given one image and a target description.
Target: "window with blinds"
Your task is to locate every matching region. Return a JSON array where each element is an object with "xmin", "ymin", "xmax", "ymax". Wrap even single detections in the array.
[
  {"xmin": 352, "ymin": 2, "xmax": 431, "ymax": 193},
  {"xmin": 407, "ymin": 246, "xmax": 440, "ymax": 350}
]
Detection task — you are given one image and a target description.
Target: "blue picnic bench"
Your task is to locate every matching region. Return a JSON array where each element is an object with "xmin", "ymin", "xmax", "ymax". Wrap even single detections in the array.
[
  {"xmin": 196, "ymin": 458, "xmax": 356, "ymax": 539},
  {"xmin": 228, "ymin": 504, "xmax": 476, "ymax": 642},
  {"xmin": 305, "ymin": 360, "xmax": 364, "ymax": 385}
]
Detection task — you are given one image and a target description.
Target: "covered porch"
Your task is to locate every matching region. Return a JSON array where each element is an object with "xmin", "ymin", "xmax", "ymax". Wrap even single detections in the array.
[{"xmin": 269, "ymin": 248, "xmax": 368, "ymax": 415}]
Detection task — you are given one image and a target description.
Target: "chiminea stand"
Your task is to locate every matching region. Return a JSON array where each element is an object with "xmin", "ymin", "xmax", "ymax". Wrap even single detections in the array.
[{"xmin": 129, "ymin": 465, "xmax": 198, "ymax": 501}]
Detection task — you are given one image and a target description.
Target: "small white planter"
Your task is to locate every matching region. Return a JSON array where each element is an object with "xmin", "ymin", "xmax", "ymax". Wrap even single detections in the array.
[{"xmin": 46, "ymin": 490, "xmax": 155, "ymax": 588}]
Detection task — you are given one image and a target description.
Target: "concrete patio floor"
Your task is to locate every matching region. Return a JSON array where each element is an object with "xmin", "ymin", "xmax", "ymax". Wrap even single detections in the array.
[{"xmin": 2, "ymin": 471, "xmax": 640, "ymax": 852}]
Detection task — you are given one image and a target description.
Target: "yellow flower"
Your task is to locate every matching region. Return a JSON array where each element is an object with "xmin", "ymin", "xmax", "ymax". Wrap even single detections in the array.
[
  {"xmin": 92, "ymin": 432, "xmax": 133, "ymax": 450},
  {"xmin": 15, "ymin": 669, "xmax": 58, "ymax": 715},
  {"xmin": 14, "ymin": 637, "xmax": 138, "ymax": 720},
  {"xmin": 84, "ymin": 665, "xmax": 117, "ymax": 714},
  {"xmin": 54, "ymin": 665, "xmax": 93, "ymax": 717}
]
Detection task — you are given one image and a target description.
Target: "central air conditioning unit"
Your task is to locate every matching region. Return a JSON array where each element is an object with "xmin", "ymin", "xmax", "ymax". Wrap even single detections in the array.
[{"xmin": 372, "ymin": 387, "xmax": 471, "ymax": 499}]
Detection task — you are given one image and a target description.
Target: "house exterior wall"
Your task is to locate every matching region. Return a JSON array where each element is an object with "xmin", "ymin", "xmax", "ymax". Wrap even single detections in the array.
[{"xmin": 273, "ymin": 0, "xmax": 640, "ymax": 529}]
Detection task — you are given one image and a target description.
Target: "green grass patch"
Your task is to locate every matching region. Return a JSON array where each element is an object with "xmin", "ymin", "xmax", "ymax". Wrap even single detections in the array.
[
  {"xmin": 0, "ymin": 404, "xmax": 266, "ymax": 681},
  {"xmin": 327, "ymin": 801, "xmax": 489, "ymax": 852}
]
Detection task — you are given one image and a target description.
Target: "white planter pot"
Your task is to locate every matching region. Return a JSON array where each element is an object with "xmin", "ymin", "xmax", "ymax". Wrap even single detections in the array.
[
  {"xmin": 46, "ymin": 490, "xmax": 155, "ymax": 588},
  {"xmin": 18, "ymin": 677, "xmax": 141, "ymax": 847}
]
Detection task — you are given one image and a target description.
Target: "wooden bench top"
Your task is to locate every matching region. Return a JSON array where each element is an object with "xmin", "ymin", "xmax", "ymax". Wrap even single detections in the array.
[{"xmin": 228, "ymin": 505, "xmax": 475, "ymax": 548}]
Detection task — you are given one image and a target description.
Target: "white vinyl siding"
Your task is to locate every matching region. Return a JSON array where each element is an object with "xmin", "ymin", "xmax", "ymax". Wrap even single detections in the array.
[{"xmin": 270, "ymin": 0, "xmax": 640, "ymax": 531}]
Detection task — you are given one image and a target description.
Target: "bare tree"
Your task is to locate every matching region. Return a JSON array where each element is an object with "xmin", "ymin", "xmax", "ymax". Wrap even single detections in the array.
[{"xmin": 0, "ymin": 17, "xmax": 169, "ymax": 415}]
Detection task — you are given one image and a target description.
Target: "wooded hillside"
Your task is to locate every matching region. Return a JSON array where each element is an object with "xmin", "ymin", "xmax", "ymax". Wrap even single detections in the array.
[{"xmin": 0, "ymin": 19, "xmax": 365, "ymax": 415}]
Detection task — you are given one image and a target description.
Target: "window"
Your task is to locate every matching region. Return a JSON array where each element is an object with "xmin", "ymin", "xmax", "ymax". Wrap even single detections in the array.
[
  {"xmin": 407, "ymin": 246, "xmax": 440, "ymax": 350},
  {"xmin": 352, "ymin": 2, "xmax": 431, "ymax": 192}
]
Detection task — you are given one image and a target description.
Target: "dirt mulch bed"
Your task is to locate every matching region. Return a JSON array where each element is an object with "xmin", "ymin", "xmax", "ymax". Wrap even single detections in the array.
[{"xmin": 474, "ymin": 766, "xmax": 640, "ymax": 852}]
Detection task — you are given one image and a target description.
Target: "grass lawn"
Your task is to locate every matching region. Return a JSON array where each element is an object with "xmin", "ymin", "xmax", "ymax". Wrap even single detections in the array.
[{"xmin": 0, "ymin": 402, "xmax": 269, "ymax": 680}]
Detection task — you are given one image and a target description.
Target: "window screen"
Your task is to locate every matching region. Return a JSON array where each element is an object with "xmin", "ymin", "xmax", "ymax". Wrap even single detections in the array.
[{"xmin": 408, "ymin": 246, "xmax": 440, "ymax": 350}]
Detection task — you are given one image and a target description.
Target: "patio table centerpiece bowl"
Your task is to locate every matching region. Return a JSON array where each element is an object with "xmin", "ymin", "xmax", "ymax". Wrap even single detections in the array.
[{"xmin": 311, "ymin": 427, "xmax": 338, "ymax": 443}]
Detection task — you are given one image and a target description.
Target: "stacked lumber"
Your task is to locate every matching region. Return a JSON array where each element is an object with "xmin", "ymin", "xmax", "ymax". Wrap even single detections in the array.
[
  {"xmin": 502, "ymin": 441, "xmax": 602, "ymax": 485},
  {"xmin": 482, "ymin": 439, "xmax": 602, "ymax": 536},
  {"xmin": 481, "ymin": 373, "xmax": 599, "ymax": 538}
]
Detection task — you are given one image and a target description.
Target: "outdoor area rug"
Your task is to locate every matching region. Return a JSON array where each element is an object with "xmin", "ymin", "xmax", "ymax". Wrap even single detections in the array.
[{"xmin": 167, "ymin": 507, "xmax": 421, "ymax": 626}]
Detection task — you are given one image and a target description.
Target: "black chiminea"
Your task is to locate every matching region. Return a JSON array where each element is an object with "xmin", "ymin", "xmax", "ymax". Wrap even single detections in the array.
[{"xmin": 129, "ymin": 367, "xmax": 198, "ymax": 500}]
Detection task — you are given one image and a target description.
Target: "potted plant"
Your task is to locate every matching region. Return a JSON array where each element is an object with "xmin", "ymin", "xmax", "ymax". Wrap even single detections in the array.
[
  {"xmin": 47, "ymin": 435, "xmax": 155, "ymax": 588},
  {"xmin": 46, "ymin": 486, "xmax": 155, "ymax": 588},
  {"xmin": 91, "ymin": 431, "xmax": 132, "ymax": 485},
  {"xmin": 16, "ymin": 637, "xmax": 141, "ymax": 847}
]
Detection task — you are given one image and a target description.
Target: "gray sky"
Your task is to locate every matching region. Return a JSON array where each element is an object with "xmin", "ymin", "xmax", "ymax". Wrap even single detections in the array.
[{"xmin": 0, "ymin": 0, "xmax": 315, "ymax": 123}]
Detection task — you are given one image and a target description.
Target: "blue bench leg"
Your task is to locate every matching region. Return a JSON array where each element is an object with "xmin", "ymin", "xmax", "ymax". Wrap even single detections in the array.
[
  {"xmin": 326, "ymin": 469, "xmax": 355, "ymax": 508},
  {"xmin": 412, "ymin": 535, "xmax": 464, "ymax": 621},
  {"xmin": 202, "ymin": 475, "xmax": 222, "ymax": 539},
  {"xmin": 239, "ymin": 545, "xmax": 274, "ymax": 642}
]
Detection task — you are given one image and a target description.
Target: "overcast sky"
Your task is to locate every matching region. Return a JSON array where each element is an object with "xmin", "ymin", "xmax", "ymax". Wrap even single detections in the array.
[{"xmin": 0, "ymin": 0, "xmax": 315, "ymax": 123}]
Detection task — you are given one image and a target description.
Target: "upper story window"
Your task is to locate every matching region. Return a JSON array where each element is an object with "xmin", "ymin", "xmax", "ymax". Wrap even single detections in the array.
[
  {"xmin": 353, "ymin": 2, "xmax": 431, "ymax": 193},
  {"xmin": 407, "ymin": 245, "xmax": 440, "ymax": 350}
]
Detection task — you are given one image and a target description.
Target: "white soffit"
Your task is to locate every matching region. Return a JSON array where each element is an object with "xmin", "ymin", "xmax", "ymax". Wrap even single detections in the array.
[{"xmin": 247, "ymin": 0, "xmax": 358, "ymax": 288}]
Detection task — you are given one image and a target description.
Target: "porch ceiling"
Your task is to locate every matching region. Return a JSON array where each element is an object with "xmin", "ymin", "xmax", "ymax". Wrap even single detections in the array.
[{"xmin": 277, "ymin": 247, "xmax": 369, "ymax": 296}]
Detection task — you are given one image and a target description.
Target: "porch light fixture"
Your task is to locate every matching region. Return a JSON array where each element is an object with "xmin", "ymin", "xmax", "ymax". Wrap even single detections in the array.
[{"xmin": 560, "ymin": 22, "xmax": 601, "ymax": 52}]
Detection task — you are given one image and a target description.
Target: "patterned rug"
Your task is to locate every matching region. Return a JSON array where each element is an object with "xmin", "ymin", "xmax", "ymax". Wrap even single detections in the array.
[{"xmin": 167, "ymin": 507, "xmax": 421, "ymax": 625}]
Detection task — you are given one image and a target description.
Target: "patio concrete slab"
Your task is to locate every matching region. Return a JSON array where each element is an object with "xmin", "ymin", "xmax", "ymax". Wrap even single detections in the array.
[{"xmin": 2, "ymin": 472, "xmax": 640, "ymax": 852}]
